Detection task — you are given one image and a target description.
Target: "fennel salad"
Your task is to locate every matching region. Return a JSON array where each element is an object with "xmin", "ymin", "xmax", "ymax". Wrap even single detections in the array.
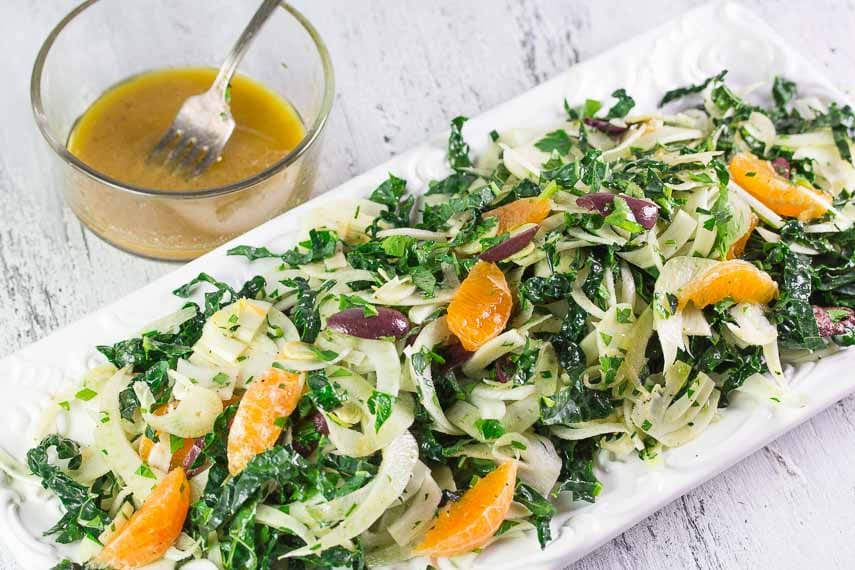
[{"xmin": 21, "ymin": 72, "xmax": 855, "ymax": 570}]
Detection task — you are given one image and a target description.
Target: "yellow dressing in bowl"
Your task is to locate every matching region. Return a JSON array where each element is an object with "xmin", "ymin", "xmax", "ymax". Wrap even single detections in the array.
[{"xmin": 67, "ymin": 67, "xmax": 305, "ymax": 191}]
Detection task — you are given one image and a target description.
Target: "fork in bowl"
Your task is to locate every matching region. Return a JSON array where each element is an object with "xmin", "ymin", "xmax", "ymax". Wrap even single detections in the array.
[{"xmin": 150, "ymin": 0, "xmax": 281, "ymax": 178}]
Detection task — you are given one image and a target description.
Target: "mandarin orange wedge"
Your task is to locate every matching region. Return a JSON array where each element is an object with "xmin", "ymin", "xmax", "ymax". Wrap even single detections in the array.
[
  {"xmin": 414, "ymin": 461, "xmax": 518, "ymax": 559},
  {"xmin": 726, "ymin": 211, "xmax": 758, "ymax": 259},
  {"xmin": 138, "ymin": 405, "xmax": 194, "ymax": 471},
  {"xmin": 729, "ymin": 153, "xmax": 831, "ymax": 221},
  {"xmin": 678, "ymin": 259, "xmax": 778, "ymax": 310},
  {"xmin": 447, "ymin": 261, "xmax": 512, "ymax": 351},
  {"xmin": 97, "ymin": 468, "xmax": 190, "ymax": 570},
  {"xmin": 484, "ymin": 197, "xmax": 551, "ymax": 234},
  {"xmin": 227, "ymin": 367, "xmax": 304, "ymax": 475}
]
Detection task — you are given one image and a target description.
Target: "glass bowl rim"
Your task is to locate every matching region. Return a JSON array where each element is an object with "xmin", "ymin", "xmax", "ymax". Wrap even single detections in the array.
[{"xmin": 30, "ymin": 0, "xmax": 335, "ymax": 200}]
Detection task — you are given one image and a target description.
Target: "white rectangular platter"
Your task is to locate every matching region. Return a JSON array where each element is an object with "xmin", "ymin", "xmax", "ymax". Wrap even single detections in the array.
[{"xmin": 1, "ymin": 2, "xmax": 852, "ymax": 568}]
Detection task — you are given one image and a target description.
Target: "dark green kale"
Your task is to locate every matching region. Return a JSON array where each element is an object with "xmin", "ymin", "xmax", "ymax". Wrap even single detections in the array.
[
  {"xmin": 771, "ymin": 76, "xmax": 797, "ymax": 109},
  {"xmin": 762, "ymin": 243, "xmax": 823, "ymax": 350},
  {"xmin": 26, "ymin": 435, "xmax": 111, "ymax": 543},
  {"xmin": 448, "ymin": 116, "xmax": 472, "ymax": 171},
  {"xmin": 605, "ymin": 88, "xmax": 635, "ymax": 119},
  {"xmin": 520, "ymin": 273, "xmax": 575, "ymax": 305},
  {"xmin": 507, "ymin": 178, "xmax": 542, "ymax": 200},
  {"xmin": 410, "ymin": 401, "xmax": 473, "ymax": 463},
  {"xmin": 307, "ymin": 369, "xmax": 346, "ymax": 411},
  {"xmin": 564, "ymin": 98, "xmax": 603, "ymax": 121},
  {"xmin": 286, "ymin": 229, "xmax": 339, "ymax": 267},
  {"xmin": 96, "ymin": 303, "xmax": 203, "ymax": 371},
  {"xmin": 220, "ymin": 500, "xmax": 260, "ymax": 569},
  {"xmin": 695, "ymin": 336, "xmax": 765, "ymax": 399},
  {"xmin": 448, "ymin": 213, "xmax": 497, "ymax": 247},
  {"xmin": 195, "ymin": 447, "xmax": 304, "ymax": 532},
  {"xmin": 534, "ymin": 129, "xmax": 572, "ymax": 154},
  {"xmin": 540, "ymin": 376, "xmax": 613, "ymax": 425},
  {"xmin": 474, "ymin": 418, "xmax": 505, "ymax": 440},
  {"xmin": 281, "ymin": 277, "xmax": 336, "ymax": 343},
  {"xmin": 225, "ymin": 245, "xmax": 279, "ymax": 261},
  {"xmin": 541, "ymin": 149, "xmax": 608, "ymax": 192},
  {"xmin": 293, "ymin": 544, "xmax": 367, "ymax": 569},
  {"xmin": 515, "ymin": 483, "xmax": 556, "ymax": 548},
  {"xmin": 426, "ymin": 172, "xmax": 478, "ymax": 195},
  {"xmin": 582, "ymin": 248, "xmax": 614, "ymax": 311},
  {"xmin": 554, "ymin": 439, "xmax": 602, "ymax": 502},
  {"xmin": 229, "ymin": 232, "xmax": 337, "ymax": 267},
  {"xmin": 658, "ymin": 70, "xmax": 728, "ymax": 107},
  {"xmin": 118, "ymin": 360, "xmax": 170, "ymax": 421},
  {"xmin": 420, "ymin": 185, "xmax": 495, "ymax": 231},
  {"xmin": 367, "ymin": 391, "xmax": 396, "ymax": 431},
  {"xmin": 368, "ymin": 174, "xmax": 415, "ymax": 232},
  {"xmin": 704, "ymin": 173, "xmax": 735, "ymax": 260},
  {"xmin": 550, "ymin": 299, "xmax": 588, "ymax": 382}
]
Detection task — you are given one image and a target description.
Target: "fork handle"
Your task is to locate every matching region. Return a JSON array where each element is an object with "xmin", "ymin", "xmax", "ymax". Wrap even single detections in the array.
[{"xmin": 211, "ymin": 0, "xmax": 282, "ymax": 96}]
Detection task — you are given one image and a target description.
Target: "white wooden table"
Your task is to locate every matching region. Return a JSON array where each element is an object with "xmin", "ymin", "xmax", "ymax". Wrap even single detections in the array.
[{"xmin": 1, "ymin": 1, "xmax": 854, "ymax": 568}]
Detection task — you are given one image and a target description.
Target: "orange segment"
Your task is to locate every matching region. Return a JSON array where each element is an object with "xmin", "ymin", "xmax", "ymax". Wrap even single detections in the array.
[
  {"xmin": 729, "ymin": 153, "xmax": 831, "ymax": 221},
  {"xmin": 138, "ymin": 433, "xmax": 155, "ymax": 463},
  {"xmin": 414, "ymin": 461, "xmax": 517, "ymax": 559},
  {"xmin": 97, "ymin": 468, "xmax": 190, "ymax": 570},
  {"xmin": 447, "ymin": 261, "xmax": 512, "ymax": 351},
  {"xmin": 678, "ymin": 259, "xmax": 778, "ymax": 310},
  {"xmin": 138, "ymin": 405, "xmax": 194, "ymax": 471},
  {"xmin": 726, "ymin": 211, "xmax": 758, "ymax": 259},
  {"xmin": 484, "ymin": 197, "xmax": 551, "ymax": 234},
  {"xmin": 227, "ymin": 368, "xmax": 304, "ymax": 475}
]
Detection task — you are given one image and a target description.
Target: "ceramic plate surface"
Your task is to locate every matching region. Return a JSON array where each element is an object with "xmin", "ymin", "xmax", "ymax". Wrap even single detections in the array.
[{"xmin": 1, "ymin": 2, "xmax": 852, "ymax": 568}]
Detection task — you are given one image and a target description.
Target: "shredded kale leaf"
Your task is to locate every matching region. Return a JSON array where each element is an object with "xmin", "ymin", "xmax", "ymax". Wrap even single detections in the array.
[
  {"xmin": 658, "ymin": 70, "xmax": 728, "ymax": 107},
  {"xmin": 27, "ymin": 435, "xmax": 111, "ymax": 543},
  {"xmin": 367, "ymin": 391, "xmax": 396, "ymax": 431},
  {"xmin": 534, "ymin": 129, "xmax": 572, "ymax": 154},
  {"xmin": 515, "ymin": 483, "xmax": 555, "ymax": 548},
  {"xmin": 96, "ymin": 303, "xmax": 203, "ymax": 371},
  {"xmin": 420, "ymin": 185, "xmax": 495, "ymax": 231},
  {"xmin": 605, "ymin": 88, "xmax": 635, "ymax": 119},
  {"xmin": 281, "ymin": 277, "xmax": 336, "ymax": 343},
  {"xmin": 307, "ymin": 369, "xmax": 347, "ymax": 411},
  {"xmin": 196, "ymin": 446, "xmax": 304, "ymax": 532},
  {"xmin": 554, "ymin": 439, "xmax": 602, "ymax": 502},
  {"xmin": 765, "ymin": 243, "xmax": 824, "ymax": 350},
  {"xmin": 228, "ymin": 229, "xmax": 339, "ymax": 267},
  {"xmin": 119, "ymin": 360, "xmax": 170, "ymax": 421},
  {"xmin": 448, "ymin": 115, "xmax": 472, "ymax": 170},
  {"xmin": 426, "ymin": 171, "xmax": 478, "ymax": 195},
  {"xmin": 772, "ymin": 76, "xmax": 797, "ymax": 108},
  {"xmin": 367, "ymin": 174, "xmax": 415, "ymax": 232},
  {"xmin": 520, "ymin": 273, "xmax": 575, "ymax": 305}
]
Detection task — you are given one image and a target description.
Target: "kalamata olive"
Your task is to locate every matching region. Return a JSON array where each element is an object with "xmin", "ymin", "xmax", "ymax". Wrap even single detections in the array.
[
  {"xmin": 480, "ymin": 226, "xmax": 539, "ymax": 262},
  {"xmin": 181, "ymin": 438, "xmax": 207, "ymax": 478},
  {"xmin": 772, "ymin": 157, "xmax": 791, "ymax": 179},
  {"xmin": 327, "ymin": 307, "xmax": 411, "ymax": 340},
  {"xmin": 494, "ymin": 355, "xmax": 515, "ymax": 383},
  {"xmin": 813, "ymin": 306, "xmax": 855, "ymax": 337},
  {"xmin": 439, "ymin": 342, "xmax": 473, "ymax": 374},
  {"xmin": 576, "ymin": 192, "xmax": 659, "ymax": 229},
  {"xmin": 583, "ymin": 117, "xmax": 629, "ymax": 136},
  {"xmin": 293, "ymin": 411, "xmax": 329, "ymax": 457}
]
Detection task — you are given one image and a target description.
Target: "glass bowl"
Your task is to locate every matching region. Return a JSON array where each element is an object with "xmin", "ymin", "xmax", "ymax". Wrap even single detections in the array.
[{"xmin": 31, "ymin": 0, "xmax": 334, "ymax": 261}]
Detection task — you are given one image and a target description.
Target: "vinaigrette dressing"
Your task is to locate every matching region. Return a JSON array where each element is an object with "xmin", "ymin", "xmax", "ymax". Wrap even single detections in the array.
[
  {"xmin": 62, "ymin": 67, "xmax": 314, "ymax": 260},
  {"xmin": 68, "ymin": 67, "xmax": 305, "ymax": 191}
]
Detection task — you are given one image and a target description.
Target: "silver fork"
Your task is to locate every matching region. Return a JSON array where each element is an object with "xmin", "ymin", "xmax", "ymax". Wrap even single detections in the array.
[{"xmin": 150, "ymin": 0, "xmax": 281, "ymax": 178}]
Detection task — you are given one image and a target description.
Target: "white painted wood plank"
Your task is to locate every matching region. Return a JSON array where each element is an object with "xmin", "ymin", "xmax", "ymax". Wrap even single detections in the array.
[{"xmin": 0, "ymin": 2, "xmax": 853, "ymax": 569}]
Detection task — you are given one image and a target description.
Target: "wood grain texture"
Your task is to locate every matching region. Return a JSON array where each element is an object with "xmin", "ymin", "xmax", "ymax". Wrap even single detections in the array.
[{"xmin": 1, "ymin": 1, "xmax": 854, "ymax": 568}]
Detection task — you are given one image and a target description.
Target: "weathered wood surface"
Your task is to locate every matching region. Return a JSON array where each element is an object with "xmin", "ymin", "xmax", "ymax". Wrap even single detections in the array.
[{"xmin": 1, "ymin": 1, "xmax": 854, "ymax": 568}]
